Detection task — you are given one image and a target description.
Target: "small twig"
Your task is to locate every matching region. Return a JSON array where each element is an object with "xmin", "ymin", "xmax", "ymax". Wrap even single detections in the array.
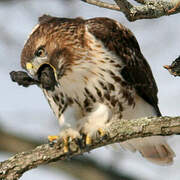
[
  {"xmin": 1, "ymin": 116, "xmax": 180, "ymax": 180},
  {"xmin": 81, "ymin": 0, "xmax": 120, "ymax": 11},
  {"xmin": 82, "ymin": 0, "xmax": 180, "ymax": 21},
  {"xmin": 114, "ymin": 0, "xmax": 133, "ymax": 19}
]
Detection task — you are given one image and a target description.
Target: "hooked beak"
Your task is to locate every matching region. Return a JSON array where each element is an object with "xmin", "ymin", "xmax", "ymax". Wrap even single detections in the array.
[
  {"xmin": 26, "ymin": 62, "xmax": 57, "ymax": 80},
  {"xmin": 163, "ymin": 64, "xmax": 178, "ymax": 77},
  {"xmin": 163, "ymin": 65, "xmax": 171, "ymax": 70}
]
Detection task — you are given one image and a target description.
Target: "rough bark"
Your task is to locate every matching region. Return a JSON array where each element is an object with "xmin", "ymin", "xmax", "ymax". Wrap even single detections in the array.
[
  {"xmin": 0, "ymin": 128, "xmax": 136, "ymax": 180},
  {"xmin": 82, "ymin": 0, "xmax": 180, "ymax": 21},
  {"xmin": 1, "ymin": 116, "xmax": 180, "ymax": 180}
]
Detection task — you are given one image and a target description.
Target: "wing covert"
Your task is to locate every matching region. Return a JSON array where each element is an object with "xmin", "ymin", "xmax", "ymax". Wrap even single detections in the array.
[{"xmin": 86, "ymin": 17, "xmax": 161, "ymax": 116}]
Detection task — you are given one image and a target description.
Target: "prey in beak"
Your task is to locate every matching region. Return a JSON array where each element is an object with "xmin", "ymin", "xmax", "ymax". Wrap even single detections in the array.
[
  {"xmin": 10, "ymin": 63, "xmax": 57, "ymax": 91},
  {"xmin": 25, "ymin": 62, "xmax": 58, "ymax": 90},
  {"xmin": 10, "ymin": 70, "xmax": 39, "ymax": 87},
  {"xmin": 36, "ymin": 64, "xmax": 57, "ymax": 91},
  {"xmin": 164, "ymin": 56, "xmax": 180, "ymax": 77},
  {"xmin": 26, "ymin": 62, "xmax": 57, "ymax": 80}
]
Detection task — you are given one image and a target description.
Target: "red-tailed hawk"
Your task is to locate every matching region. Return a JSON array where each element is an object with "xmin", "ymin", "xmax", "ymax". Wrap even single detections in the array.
[
  {"xmin": 164, "ymin": 56, "xmax": 180, "ymax": 76},
  {"xmin": 21, "ymin": 15, "xmax": 175, "ymax": 165}
]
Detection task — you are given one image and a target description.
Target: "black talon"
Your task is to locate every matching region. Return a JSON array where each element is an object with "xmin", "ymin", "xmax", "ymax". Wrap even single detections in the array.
[
  {"xmin": 99, "ymin": 134, "xmax": 107, "ymax": 142},
  {"xmin": 73, "ymin": 137, "xmax": 84, "ymax": 150},
  {"xmin": 48, "ymin": 139, "xmax": 58, "ymax": 147}
]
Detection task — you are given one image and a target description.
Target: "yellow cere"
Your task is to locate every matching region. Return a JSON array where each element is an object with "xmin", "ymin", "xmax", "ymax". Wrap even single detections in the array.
[{"xmin": 26, "ymin": 63, "xmax": 33, "ymax": 70}]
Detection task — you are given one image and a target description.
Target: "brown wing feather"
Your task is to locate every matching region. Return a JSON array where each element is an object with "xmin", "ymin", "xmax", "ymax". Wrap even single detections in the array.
[{"xmin": 86, "ymin": 17, "xmax": 161, "ymax": 116}]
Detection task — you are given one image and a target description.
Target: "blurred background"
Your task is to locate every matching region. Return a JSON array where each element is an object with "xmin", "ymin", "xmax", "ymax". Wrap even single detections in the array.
[{"xmin": 0, "ymin": 0, "xmax": 180, "ymax": 179}]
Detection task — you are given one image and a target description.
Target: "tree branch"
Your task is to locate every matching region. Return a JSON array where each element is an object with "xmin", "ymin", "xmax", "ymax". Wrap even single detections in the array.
[
  {"xmin": 114, "ymin": 0, "xmax": 133, "ymax": 18},
  {"xmin": 0, "ymin": 126, "xmax": 136, "ymax": 180},
  {"xmin": 82, "ymin": 0, "xmax": 180, "ymax": 21},
  {"xmin": 133, "ymin": 0, "xmax": 147, "ymax": 5},
  {"xmin": 1, "ymin": 116, "xmax": 180, "ymax": 180},
  {"xmin": 81, "ymin": 0, "xmax": 121, "ymax": 11}
]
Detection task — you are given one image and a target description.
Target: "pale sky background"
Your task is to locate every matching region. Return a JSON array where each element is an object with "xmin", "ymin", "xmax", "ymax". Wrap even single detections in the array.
[{"xmin": 0, "ymin": 0, "xmax": 180, "ymax": 180}]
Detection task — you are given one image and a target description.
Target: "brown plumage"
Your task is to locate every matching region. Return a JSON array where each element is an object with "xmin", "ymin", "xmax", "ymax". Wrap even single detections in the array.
[
  {"xmin": 164, "ymin": 56, "xmax": 180, "ymax": 76},
  {"xmin": 21, "ymin": 15, "xmax": 175, "ymax": 165}
]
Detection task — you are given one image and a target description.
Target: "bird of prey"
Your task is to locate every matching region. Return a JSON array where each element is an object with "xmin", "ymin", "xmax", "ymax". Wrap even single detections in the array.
[
  {"xmin": 164, "ymin": 56, "xmax": 180, "ymax": 76},
  {"xmin": 21, "ymin": 15, "xmax": 175, "ymax": 165}
]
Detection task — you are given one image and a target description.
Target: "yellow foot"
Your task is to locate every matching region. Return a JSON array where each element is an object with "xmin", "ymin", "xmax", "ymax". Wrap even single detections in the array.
[
  {"xmin": 48, "ymin": 135, "xmax": 70, "ymax": 153},
  {"xmin": 48, "ymin": 129, "xmax": 80, "ymax": 153},
  {"xmin": 48, "ymin": 135, "xmax": 59, "ymax": 142},
  {"xmin": 86, "ymin": 135, "xmax": 92, "ymax": 145},
  {"xmin": 84, "ymin": 128, "xmax": 106, "ymax": 146},
  {"xmin": 98, "ymin": 128, "xmax": 105, "ymax": 137},
  {"xmin": 63, "ymin": 137, "xmax": 69, "ymax": 153}
]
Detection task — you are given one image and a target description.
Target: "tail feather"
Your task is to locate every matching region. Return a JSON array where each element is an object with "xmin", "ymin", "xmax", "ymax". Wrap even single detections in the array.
[{"xmin": 120, "ymin": 136, "xmax": 175, "ymax": 165}]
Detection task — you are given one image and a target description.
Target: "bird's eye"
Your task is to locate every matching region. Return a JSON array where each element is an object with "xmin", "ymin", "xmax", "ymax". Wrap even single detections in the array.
[{"xmin": 35, "ymin": 47, "xmax": 46, "ymax": 57}]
